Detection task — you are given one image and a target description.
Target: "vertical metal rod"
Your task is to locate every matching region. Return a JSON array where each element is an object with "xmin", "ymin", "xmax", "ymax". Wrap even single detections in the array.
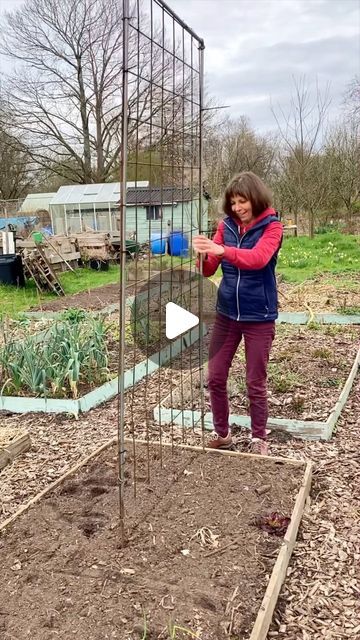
[
  {"xmin": 78, "ymin": 203, "xmax": 82, "ymax": 233},
  {"xmin": 108, "ymin": 202, "xmax": 113, "ymax": 232},
  {"xmin": 130, "ymin": 0, "xmax": 142, "ymax": 499},
  {"xmin": 188, "ymin": 37, "xmax": 196, "ymax": 434},
  {"xmin": 157, "ymin": 3, "xmax": 166, "ymax": 468},
  {"xmin": 169, "ymin": 14, "xmax": 176, "ymax": 455},
  {"xmin": 180, "ymin": 26, "xmax": 186, "ymax": 443},
  {"xmin": 118, "ymin": 0, "xmax": 130, "ymax": 546},
  {"xmin": 198, "ymin": 43, "xmax": 206, "ymax": 448},
  {"xmin": 144, "ymin": 0, "xmax": 155, "ymax": 484},
  {"xmin": 50, "ymin": 205, "xmax": 55, "ymax": 235}
]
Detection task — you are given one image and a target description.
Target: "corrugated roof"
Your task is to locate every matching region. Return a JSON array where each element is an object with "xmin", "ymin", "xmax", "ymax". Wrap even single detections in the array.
[
  {"xmin": 126, "ymin": 187, "xmax": 193, "ymax": 205},
  {"xmin": 49, "ymin": 182, "xmax": 194, "ymax": 206}
]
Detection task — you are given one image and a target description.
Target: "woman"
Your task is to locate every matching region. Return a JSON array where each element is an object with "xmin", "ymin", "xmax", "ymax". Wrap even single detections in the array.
[{"xmin": 193, "ymin": 171, "xmax": 283, "ymax": 455}]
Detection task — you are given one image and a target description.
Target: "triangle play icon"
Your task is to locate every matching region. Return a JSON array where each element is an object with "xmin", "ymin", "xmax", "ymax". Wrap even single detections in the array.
[{"xmin": 165, "ymin": 302, "xmax": 199, "ymax": 340}]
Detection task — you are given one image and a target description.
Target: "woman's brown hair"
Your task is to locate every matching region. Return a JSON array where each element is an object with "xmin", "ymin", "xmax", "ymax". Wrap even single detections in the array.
[{"xmin": 223, "ymin": 171, "xmax": 272, "ymax": 218}]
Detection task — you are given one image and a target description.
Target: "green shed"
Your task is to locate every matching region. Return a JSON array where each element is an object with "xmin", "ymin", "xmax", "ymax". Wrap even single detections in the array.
[{"xmin": 49, "ymin": 182, "xmax": 208, "ymax": 244}]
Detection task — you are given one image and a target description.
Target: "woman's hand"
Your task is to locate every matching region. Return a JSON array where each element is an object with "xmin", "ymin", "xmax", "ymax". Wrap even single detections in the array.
[{"xmin": 192, "ymin": 235, "xmax": 225, "ymax": 256}]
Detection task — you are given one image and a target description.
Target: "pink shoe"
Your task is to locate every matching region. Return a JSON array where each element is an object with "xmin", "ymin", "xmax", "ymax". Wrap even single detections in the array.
[
  {"xmin": 207, "ymin": 430, "xmax": 233, "ymax": 450},
  {"xmin": 250, "ymin": 438, "xmax": 269, "ymax": 456}
]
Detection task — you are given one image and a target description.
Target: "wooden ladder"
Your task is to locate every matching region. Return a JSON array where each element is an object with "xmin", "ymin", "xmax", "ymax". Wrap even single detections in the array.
[{"xmin": 23, "ymin": 248, "xmax": 65, "ymax": 296}]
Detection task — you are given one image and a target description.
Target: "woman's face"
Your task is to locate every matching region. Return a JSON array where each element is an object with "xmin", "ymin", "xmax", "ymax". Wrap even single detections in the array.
[{"xmin": 230, "ymin": 194, "xmax": 254, "ymax": 225}]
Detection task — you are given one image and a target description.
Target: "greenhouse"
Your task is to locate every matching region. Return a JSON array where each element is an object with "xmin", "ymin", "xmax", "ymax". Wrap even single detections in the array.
[
  {"xmin": 49, "ymin": 182, "xmax": 208, "ymax": 242},
  {"xmin": 49, "ymin": 182, "xmax": 148, "ymax": 235}
]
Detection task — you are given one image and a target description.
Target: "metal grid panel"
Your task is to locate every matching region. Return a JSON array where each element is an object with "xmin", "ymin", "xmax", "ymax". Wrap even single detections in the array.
[{"xmin": 117, "ymin": 0, "xmax": 205, "ymax": 541}]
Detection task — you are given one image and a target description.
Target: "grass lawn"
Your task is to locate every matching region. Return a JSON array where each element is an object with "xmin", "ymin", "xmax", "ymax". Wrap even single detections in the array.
[
  {"xmin": 277, "ymin": 232, "xmax": 360, "ymax": 282},
  {"xmin": 1, "ymin": 234, "xmax": 358, "ymax": 317},
  {"xmin": 0, "ymin": 265, "xmax": 120, "ymax": 317},
  {"xmin": 209, "ymin": 232, "xmax": 360, "ymax": 284}
]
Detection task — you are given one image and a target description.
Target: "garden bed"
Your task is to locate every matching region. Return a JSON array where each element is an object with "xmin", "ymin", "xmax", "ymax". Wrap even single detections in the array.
[
  {"xmin": 277, "ymin": 272, "xmax": 360, "ymax": 314},
  {"xmin": 164, "ymin": 324, "xmax": 360, "ymax": 423},
  {"xmin": 0, "ymin": 310, "xmax": 175, "ymax": 401},
  {"xmin": 0, "ymin": 441, "xmax": 309, "ymax": 640},
  {"xmin": 30, "ymin": 281, "xmax": 126, "ymax": 313},
  {"xmin": 0, "ymin": 315, "xmax": 54, "ymax": 348}
]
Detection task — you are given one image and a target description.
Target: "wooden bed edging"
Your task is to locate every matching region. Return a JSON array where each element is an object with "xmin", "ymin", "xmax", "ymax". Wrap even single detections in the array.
[
  {"xmin": 154, "ymin": 344, "xmax": 360, "ymax": 441},
  {"xmin": 0, "ymin": 325, "xmax": 205, "ymax": 415},
  {"xmin": 0, "ymin": 437, "xmax": 311, "ymax": 639},
  {"xmin": 153, "ymin": 406, "xmax": 329, "ymax": 441},
  {"xmin": 249, "ymin": 461, "xmax": 312, "ymax": 640},
  {"xmin": 128, "ymin": 438, "xmax": 306, "ymax": 466},
  {"xmin": 325, "ymin": 346, "xmax": 360, "ymax": 437},
  {"xmin": 0, "ymin": 431, "xmax": 31, "ymax": 471}
]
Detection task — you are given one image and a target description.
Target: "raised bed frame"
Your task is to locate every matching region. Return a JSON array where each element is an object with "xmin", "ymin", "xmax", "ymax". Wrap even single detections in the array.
[
  {"xmin": 154, "ymin": 346, "xmax": 360, "ymax": 441},
  {"xmin": 0, "ymin": 437, "xmax": 312, "ymax": 640},
  {"xmin": 0, "ymin": 326, "xmax": 205, "ymax": 416},
  {"xmin": 5, "ymin": 295, "xmax": 360, "ymax": 423}
]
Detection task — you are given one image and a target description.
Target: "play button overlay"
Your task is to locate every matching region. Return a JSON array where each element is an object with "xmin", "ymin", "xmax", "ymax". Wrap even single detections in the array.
[
  {"xmin": 127, "ymin": 266, "xmax": 228, "ymax": 370},
  {"xmin": 165, "ymin": 302, "xmax": 199, "ymax": 340}
]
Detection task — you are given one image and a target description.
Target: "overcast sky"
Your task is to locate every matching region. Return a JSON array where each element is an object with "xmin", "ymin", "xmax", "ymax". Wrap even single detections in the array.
[
  {"xmin": 170, "ymin": 0, "xmax": 360, "ymax": 132},
  {"xmin": 1, "ymin": 0, "xmax": 359, "ymax": 133}
]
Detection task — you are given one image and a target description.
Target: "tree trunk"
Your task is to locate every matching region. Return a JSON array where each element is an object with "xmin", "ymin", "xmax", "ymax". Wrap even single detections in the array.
[
  {"xmin": 77, "ymin": 56, "xmax": 92, "ymax": 183},
  {"xmin": 308, "ymin": 210, "xmax": 315, "ymax": 238}
]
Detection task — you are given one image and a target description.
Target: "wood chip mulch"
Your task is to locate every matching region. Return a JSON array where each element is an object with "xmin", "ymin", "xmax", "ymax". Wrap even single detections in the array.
[{"xmin": 0, "ymin": 361, "xmax": 359, "ymax": 639}]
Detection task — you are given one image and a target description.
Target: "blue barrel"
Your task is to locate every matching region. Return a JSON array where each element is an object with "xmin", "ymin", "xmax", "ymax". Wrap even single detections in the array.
[
  {"xmin": 150, "ymin": 232, "xmax": 166, "ymax": 254},
  {"xmin": 168, "ymin": 231, "xmax": 189, "ymax": 257}
]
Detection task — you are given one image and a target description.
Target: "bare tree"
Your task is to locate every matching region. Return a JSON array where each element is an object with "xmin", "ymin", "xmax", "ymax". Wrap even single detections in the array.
[
  {"xmin": 204, "ymin": 116, "xmax": 276, "ymax": 216},
  {"xmin": 325, "ymin": 119, "xmax": 360, "ymax": 230},
  {"xmin": 345, "ymin": 76, "xmax": 360, "ymax": 124},
  {"xmin": 0, "ymin": 0, "xmax": 187, "ymax": 185},
  {"xmin": 0, "ymin": 102, "xmax": 34, "ymax": 199},
  {"xmin": 272, "ymin": 76, "xmax": 331, "ymax": 237}
]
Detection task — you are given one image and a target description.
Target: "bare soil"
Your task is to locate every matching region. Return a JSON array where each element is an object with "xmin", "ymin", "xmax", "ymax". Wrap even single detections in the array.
[
  {"xmin": 28, "ymin": 269, "xmax": 360, "ymax": 316},
  {"xmin": 31, "ymin": 282, "xmax": 122, "ymax": 312},
  {"xmin": 0, "ymin": 443, "xmax": 304, "ymax": 640}
]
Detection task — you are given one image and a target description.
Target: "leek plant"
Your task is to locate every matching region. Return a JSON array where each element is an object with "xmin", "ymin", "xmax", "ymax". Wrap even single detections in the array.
[{"xmin": 0, "ymin": 315, "xmax": 110, "ymax": 399}]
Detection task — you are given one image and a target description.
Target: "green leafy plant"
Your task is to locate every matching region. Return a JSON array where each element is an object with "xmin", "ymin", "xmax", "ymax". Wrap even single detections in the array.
[
  {"xmin": 60, "ymin": 308, "xmax": 88, "ymax": 323},
  {"xmin": 312, "ymin": 347, "xmax": 332, "ymax": 360},
  {"xmin": 0, "ymin": 316, "xmax": 110, "ymax": 399},
  {"xmin": 268, "ymin": 363, "xmax": 302, "ymax": 393},
  {"xmin": 336, "ymin": 305, "xmax": 360, "ymax": 316}
]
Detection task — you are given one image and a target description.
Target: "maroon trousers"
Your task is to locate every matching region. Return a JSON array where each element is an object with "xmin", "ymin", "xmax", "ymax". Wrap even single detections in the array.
[{"xmin": 207, "ymin": 313, "xmax": 275, "ymax": 440}]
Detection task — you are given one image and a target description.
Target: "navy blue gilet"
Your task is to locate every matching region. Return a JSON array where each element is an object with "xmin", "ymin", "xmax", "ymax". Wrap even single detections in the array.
[{"xmin": 216, "ymin": 214, "xmax": 281, "ymax": 322}]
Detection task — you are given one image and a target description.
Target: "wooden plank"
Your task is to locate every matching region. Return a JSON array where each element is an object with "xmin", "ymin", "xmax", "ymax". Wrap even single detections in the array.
[
  {"xmin": 130, "ymin": 438, "xmax": 306, "ymax": 467},
  {"xmin": 79, "ymin": 378, "xmax": 119, "ymax": 413},
  {"xmin": 325, "ymin": 346, "xmax": 360, "ymax": 435},
  {"xmin": 0, "ymin": 395, "xmax": 79, "ymax": 416},
  {"xmin": 316, "ymin": 313, "xmax": 360, "ymax": 325},
  {"xmin": 47, "ymin": 251, "xmax": 80, "ymax": 264},
  {"xmin": 154, "ymin": 407, "xmax": 328, "ymax": 441},
  {"xmin": 16, "ymin": 240, "xmax": 36, "ymax": 249},
  {"xmin": 249, "ymin": 461, "xmax": 312, "ymax": 640},
  {"xmin": 0, "ymin": 432, "xmax": 31, "ymax": 471}
]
